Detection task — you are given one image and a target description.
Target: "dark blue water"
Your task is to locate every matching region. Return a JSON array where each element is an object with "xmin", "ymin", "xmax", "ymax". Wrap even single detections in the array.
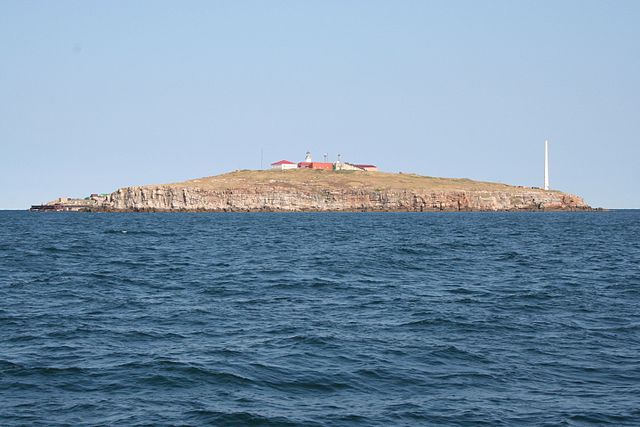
[{"xmin": 1, "ymin": 211, "xmax": 639, "ymax": 426}]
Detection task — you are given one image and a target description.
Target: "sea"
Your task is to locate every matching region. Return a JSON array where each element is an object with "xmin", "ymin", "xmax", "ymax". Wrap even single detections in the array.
[{"xmin": 1, "ymin": 210, "xmax": 639, "ymax": 426}]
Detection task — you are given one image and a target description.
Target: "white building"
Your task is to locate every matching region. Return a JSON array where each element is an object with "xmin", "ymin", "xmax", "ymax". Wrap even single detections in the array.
[
  {"xmin": 304, "ymin": 151, "xmax": 312, "ymax": 162},
  {"xmin": 271, "ymin": 160, "xmax": 297, "ymax": 170},
  {"xmin": 334, "ymin": 162, "xmax": 362, "ymax": 171},
  {"xmin": 352, "ymin": 164, "xmax": 378, "ymax": 172}
]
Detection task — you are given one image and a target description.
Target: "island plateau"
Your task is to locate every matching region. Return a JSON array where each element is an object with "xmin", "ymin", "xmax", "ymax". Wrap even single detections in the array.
[{"xmin": 31, "ymin": 169, "xmax": 591, "ymax": 212}]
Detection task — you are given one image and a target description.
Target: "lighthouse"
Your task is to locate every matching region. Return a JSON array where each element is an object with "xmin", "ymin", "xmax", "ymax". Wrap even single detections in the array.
[{"xmin": 544, "ymin": 140, "xmax": 549, "ymax": 191}]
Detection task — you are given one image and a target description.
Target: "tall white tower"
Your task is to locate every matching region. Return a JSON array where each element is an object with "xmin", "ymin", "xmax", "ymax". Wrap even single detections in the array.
[
  {"xmin": 544, "ymin": 140, "xmax": 549, "ymax": 190},
  {"xmin": 304, "ymin": 151, "xmax": 312, "ymax": 162}
]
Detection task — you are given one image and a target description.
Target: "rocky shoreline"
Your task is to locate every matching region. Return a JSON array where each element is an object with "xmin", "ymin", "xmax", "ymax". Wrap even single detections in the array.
[{"xmin": 31, "ymin": 170, "xmax": 592, "ymax": 212}]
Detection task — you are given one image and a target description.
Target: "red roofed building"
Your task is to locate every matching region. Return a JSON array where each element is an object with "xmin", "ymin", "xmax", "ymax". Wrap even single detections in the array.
[{"xmin": 271, "ymin": 160, "xmax": 297, "ymax": 170}]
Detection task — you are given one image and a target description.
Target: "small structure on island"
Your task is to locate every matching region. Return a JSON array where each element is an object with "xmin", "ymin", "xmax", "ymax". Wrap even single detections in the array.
[
  {"xmin": 299, "ymin": 161, "xmax": 334, "ymax": 170},
  {"xmin": 272, "ymin": 151, "xmax": 378, "ymax": 172},
  {"xmin": 333, "ymin": 153, "xmax": 378, "ymax": 172},
  {"xmin": 351, "ymin": 164, "xmax": 378, "ymax": 172},
  {"xmin": 271, "ymin": 160, "xmax": 297, "ymax": 170},
  {"xmin": 297, "ymin": 151, "xmax": 333, "ymax": 170},
  {"xmin": 298, "ymin": 151, "xmax": 312, "ymax": 168},
  {"xmin": 335, "ymin": 162, "xmax": 363, "ymax": 171}
]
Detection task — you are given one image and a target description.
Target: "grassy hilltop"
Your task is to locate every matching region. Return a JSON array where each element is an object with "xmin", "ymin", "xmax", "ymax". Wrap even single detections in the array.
[{"xmin": 160, "ymin": 169, "xmax": 549, "ymax": 194}]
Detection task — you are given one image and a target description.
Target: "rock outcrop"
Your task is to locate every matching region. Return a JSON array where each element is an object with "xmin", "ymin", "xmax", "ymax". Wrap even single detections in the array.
[
  {"xmin": 102, "ymin": 184, "xmax": 586, "ymax": 212},
  {"xmin": 33, "ymin": 169, "xmax": 591, "ymax": 212}
]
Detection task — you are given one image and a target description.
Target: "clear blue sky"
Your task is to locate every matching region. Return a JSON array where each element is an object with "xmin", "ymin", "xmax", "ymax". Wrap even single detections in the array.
[{"xmin": 1, "ymin": 0, "xmax": 639, "ymax": 209}]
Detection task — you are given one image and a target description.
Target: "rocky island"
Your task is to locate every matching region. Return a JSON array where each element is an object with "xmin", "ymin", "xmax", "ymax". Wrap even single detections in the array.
[{"xmin": 31, "ymin": 169, "xmax": 591, "ymax": 212}]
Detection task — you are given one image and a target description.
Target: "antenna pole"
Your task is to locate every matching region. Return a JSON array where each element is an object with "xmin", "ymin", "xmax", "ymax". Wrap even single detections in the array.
[
  {"xmin": 544, "ymin": 140, "xmax": 549, "ymax": 190},
  {"xmin": 261, "ymin": 148, "xmax": 263, "ymax": 170}
]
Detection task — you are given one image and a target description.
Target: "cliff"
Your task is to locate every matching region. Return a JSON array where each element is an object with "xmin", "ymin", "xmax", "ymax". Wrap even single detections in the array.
[{"xmin": 33, "ymin": 169, "xmax": 591, "ymax": 212}]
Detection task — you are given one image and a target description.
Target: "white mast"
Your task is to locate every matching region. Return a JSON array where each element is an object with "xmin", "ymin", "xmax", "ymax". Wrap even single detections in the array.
[{"xmin": 544, "ymin": 140, "xmax": 549, "ymax": 190}]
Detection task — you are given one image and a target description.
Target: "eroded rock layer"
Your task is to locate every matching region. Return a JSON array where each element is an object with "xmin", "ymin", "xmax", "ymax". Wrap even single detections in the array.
[
  {"xmin": 71, "ymin": 170, "xmax": 590, "ymax": 212},
  {"xmin": 98, "ymin": 186, "xmax": 584, "ymax": 212}
]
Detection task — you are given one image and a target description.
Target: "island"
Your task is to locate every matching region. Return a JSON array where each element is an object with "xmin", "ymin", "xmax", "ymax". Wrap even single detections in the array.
[{"xmin": 30, "ymin": 169, "xmax": 591, "ymax": 212}]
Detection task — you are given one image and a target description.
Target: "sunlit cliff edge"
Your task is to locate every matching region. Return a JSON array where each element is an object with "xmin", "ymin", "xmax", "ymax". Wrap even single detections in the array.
[{"xmin": 32, "ymin": 169, "xmax": 592, "ymax": 212}]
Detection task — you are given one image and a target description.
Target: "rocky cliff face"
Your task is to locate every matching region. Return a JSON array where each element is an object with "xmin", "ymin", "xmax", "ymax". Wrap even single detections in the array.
[
  {"xmin": 34, "ymin": 170, "xmax": 591, "ymax": 212},
  {"xmin": 97, "ymin": 185, "xmax": 588, "ymax": 212}
]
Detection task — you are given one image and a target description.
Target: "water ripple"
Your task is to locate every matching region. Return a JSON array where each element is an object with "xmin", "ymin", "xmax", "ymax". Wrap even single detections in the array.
[{"xmin": 1, "ymin": 210, "xmax": 639, "ymax": 426}]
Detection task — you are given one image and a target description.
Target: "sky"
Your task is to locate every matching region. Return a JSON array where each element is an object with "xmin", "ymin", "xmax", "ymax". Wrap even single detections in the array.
[{"xmin": 1, "ymin": 0, "xmax": 639, "ymax": 209}]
